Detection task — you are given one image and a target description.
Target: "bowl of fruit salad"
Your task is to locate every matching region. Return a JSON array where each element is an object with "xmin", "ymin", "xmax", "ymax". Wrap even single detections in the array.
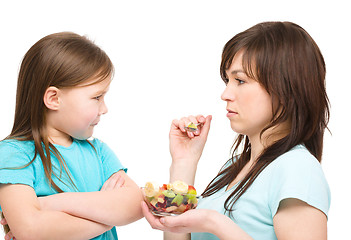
[{"xmin": 142, "ymin": 180, "xmax": 199, "ymax": 216}]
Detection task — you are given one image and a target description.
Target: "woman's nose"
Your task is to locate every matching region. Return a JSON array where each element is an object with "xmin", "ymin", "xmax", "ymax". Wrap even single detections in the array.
[{"xmin": 221, "ymin": 83, "xmax": 235, "ymax": 102}]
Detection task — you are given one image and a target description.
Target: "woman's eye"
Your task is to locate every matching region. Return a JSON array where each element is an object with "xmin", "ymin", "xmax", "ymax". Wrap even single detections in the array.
[{"xmin": 235, "ymin": 78, "xmax": 245, "ymax": 85}]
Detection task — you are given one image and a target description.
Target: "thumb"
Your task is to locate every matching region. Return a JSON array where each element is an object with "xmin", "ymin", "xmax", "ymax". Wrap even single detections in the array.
[
  {"xmin": 160, "ymin": 215, "xmax": 184, "ymax": 228},
  {"xmin": 200, "ymin": 115, "xmax": 212, "ymax": 139}
]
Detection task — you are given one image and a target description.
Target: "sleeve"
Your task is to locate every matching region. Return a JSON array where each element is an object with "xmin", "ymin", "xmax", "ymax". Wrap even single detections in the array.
[
  {"xmin": 92, "ymin": 139, "xmax": 127, "ymax": 182},
  {"xmin": 0, "ymin": 141, "xmax": 36, "ymax": 188},
  {"xmin": 268, "ymin": 149, "xmax": 331, "ymax": 218}
]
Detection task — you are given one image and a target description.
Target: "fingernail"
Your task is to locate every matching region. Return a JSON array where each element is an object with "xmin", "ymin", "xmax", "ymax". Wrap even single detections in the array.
[{"xmin": 160, "ymin": 218, "xmax": 165, "ymax": 224}]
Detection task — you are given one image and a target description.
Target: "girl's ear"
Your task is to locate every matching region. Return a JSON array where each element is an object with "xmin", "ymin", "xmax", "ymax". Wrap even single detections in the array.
[{"xmin": 43, "ymin": 86, "xmax": 61, "ymax": 110}]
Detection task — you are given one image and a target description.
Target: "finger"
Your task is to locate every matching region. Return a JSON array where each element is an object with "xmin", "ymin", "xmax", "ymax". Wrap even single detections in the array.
[
  {"xmin": 101, "ymin": 173, "xmax": 121, "ymax": 190},
  {"xmin": 115, "ymin": 175, "xmax": 125, "ymax": 188},
  {"xmin": 187, "ymin": 131, "xmax": 195, "ymax": 138},
  {"xmin": 187, "ymin": 115, "xmax": 201, "ymax": 136},
  {"xmin": 196, "ymin": 115, "xmax": 206, "ymax": 124},
  {"xmin": 199, "ymin": 115, "xmax": 212, "ymax": 139},
  {"xmin": 5, "ymin": 231, "xmax": 13, "ymax": 240},
  {"xmin": 188, "ymin": 115, "xmax": 197, "ymax": 125},
  {"xmin": 0, "ymin": 217, "xmax": 7, "ymax": 225},
  {"xmin": 160, "ymin": 214, "xmax": 187, "ymax": 228},
  {"xmin": 141, "ymin": 201, "xmax": 166, "ymax": 230},
  {"xmin": 179, "ymin": 117, "xmax": 190, "ymax": 132}
]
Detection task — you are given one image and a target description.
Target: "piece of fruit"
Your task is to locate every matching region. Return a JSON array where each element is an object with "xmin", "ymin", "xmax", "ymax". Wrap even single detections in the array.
[
  {"xmin": 162, "ymin": 190, "xmax": 176, "ymax": 198},
  {"xmin": 188, "ymin": 185, "xmax": 197, "ymax": 195},
  {"xmin": 144, "ymin": 182, "xmax": 159, "ymax": 197},
  {"xmin": 172, "ymin": 180, "xmax": 188, "ymax": 194},
  {"xmin": 171, "ymin": 194, "xmax": 184, "ymax": 206},
  {"xmin": 165, "ymin": 206, "xmax": 178, "ymax": 212}
]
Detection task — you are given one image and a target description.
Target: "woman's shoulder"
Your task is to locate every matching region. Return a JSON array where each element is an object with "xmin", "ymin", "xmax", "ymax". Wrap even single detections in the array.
[
  {"xmin": 266, "ymin": 144, "xmax": 329, "ymax": 192},
  {"xmin": 267, "ymin": 145, "xmax": 331, "ymax": 217},
  {"xmin": 272, "ymin": 144, "xmax": 320, "ymax": 169}
]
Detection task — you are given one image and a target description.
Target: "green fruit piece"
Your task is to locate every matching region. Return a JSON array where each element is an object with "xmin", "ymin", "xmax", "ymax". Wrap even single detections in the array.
[
  {"xmin": 171, "ymin": 194, "xmax": 184, "ymax": 206},
  {"xmin": 162, "ymin": 190, "xmax": 176, "ymax": 198},
  {"xmin": 187, "ymin": 195, "xmax": 198, "ymax": 205}
]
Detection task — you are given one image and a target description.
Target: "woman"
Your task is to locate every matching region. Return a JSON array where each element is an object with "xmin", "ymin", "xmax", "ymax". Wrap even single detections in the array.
[{"xmin": 142, "ymin": 21, "xmax": 330, "ymax": 240}]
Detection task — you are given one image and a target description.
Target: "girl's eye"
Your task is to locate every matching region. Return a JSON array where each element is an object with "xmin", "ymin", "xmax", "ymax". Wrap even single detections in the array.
[{"xmin": 94, "ymin": 95, "xmax": 103, "ymax": 101}]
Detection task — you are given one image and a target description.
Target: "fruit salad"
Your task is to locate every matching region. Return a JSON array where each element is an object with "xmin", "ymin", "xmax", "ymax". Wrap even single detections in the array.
[{"xmin": 143, "ymin": 180, "xmax": 198, "ymax": 216}]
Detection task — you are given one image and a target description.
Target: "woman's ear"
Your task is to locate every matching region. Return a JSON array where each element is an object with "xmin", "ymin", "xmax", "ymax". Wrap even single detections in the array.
[{"xmin": 43, "ymin": 86, "xmax": 60, "ymax": 110}]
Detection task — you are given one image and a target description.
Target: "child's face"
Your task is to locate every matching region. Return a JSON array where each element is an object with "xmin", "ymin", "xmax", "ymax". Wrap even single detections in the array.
[
  {"xmin": 51, "ymin": 77, "xmax": 111, "ymax": 143},
  {"xmin": 221, "ymin": 51, "xmax": 274, "ymax": 140}
]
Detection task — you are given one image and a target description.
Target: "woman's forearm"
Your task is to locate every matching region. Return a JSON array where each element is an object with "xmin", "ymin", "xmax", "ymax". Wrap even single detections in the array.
[
  {"xmin": 166, "ymin": 161, "xmax": 197, "ymax": 240},
  {"xmin": 208, "ymin": 212, "xmax": 253, "ymax": 240},
  {"xmin": 164, "ymin": 232, "xmax": 190, "ymax": 240},
  {"xmin": 169, "ymin": 161, "xmax": 198, "ymax": 185}
]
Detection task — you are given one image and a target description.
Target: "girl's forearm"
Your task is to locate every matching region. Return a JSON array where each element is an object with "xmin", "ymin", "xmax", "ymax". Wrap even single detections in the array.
[
  {"xmin": 41, "ymin": 184, "xmax": 143, "ymax": 226},
  {"xmin": 6, "ymin": 209, "xmax": 110, "ymax": 240},
  {"xmin": 34, "ymin": 211, "xmax": 111, "ymax": 240}
]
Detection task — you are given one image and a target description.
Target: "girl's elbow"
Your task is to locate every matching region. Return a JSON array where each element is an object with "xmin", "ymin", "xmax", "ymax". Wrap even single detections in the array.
[
  {"xmin": 112, "ymin": 188, "xmax": 143, "ymax": 226},
  {"xmin": 9, "ymin": 215, "xmax": 47, "ymax": 240},
  {"xmin": 10, "ymin": 223, "xmax": 42, "ymax": 240}
]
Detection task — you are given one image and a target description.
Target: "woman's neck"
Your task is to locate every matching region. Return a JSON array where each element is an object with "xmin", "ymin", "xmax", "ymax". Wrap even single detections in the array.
[{"xmin": 248, "ymin": 123, "xmax": 291, "ymax": 163}]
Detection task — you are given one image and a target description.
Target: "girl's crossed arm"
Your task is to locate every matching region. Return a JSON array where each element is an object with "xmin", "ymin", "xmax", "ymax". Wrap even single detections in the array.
[
  {"xmin": 39, "ymin": 170, "xmax": 143, "ymax": 227},
  {"xmin": 0, "ymin": 184, "xmax": 111, "ymax": 240}
]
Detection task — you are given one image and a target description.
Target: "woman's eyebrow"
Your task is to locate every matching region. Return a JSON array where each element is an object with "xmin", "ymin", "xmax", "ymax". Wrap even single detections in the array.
[
  {"xmin": 226, "ymin": 69, "xmax": 246, "ymax": 76},
  {"xmin": 231, "ymin": 70, "xmax": 245, "ymax": 75}
]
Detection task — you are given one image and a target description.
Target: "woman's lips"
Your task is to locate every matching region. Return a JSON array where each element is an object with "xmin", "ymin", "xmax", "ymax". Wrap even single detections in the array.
[{"xmin": 226, "ymin": 109, "xmax": 238, "ymax": 118}]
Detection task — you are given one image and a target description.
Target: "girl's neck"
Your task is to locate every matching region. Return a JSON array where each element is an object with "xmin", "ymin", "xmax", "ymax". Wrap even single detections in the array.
[{"xmin": 48, "ymin": 135, "xmax": 73, "ymax": 147}]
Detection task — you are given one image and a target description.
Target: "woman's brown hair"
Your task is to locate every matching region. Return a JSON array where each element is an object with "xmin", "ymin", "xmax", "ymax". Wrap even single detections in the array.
[{"xmin": 202, "ymin": 21, "xmax": 330, "ymax": 216}]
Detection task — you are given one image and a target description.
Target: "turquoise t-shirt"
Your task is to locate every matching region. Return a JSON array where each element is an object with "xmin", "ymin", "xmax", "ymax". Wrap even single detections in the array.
[
  {"xmin": 192, "ymin": 145, "xmax": 330, "ymax": 240},
  {"xmin": 0, "ymin": 138, "xmax": 126, "ymax": 240}
]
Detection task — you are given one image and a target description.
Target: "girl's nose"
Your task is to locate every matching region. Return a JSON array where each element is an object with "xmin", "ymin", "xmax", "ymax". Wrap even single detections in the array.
[{"xmin": 99, "ymin": 100, "xmax": 108, "ymax": 115}]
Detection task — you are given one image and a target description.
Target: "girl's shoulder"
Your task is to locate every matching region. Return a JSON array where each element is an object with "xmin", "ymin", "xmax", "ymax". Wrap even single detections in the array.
[
  {"xmin": 0, "ymin": 138, "xmax": 35, "ymax": 153},
  {"xmin": 0, "ymin": 139, "xmax": 35, "ymax": 168}
]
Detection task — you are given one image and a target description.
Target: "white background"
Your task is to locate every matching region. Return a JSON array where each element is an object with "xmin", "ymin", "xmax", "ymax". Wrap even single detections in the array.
[{"xmin": 0, "ymin": 0, "xmax": 350, "ymax": 239}]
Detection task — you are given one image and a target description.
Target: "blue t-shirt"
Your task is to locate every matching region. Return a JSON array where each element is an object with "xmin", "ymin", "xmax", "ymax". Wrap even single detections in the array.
[
  {"xmin": 192, "ymin": 145, "xmax": 330, "ymax": 240},
  {"xmin": 0, "ymin": 138, "xmax": 126, "ymax": 240}
]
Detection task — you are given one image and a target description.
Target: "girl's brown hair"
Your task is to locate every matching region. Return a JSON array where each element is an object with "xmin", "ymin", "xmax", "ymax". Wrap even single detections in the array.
[
  {"xmin": 202, "ymin": 22, "xmax": 329, "ymax": 216},
  {"xmin": 5, "ymin": 32, "xmax": 113, "ymax": 193}
]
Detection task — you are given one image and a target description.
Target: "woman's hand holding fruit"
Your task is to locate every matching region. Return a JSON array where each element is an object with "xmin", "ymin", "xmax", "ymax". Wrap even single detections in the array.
[{"xmin": 169, "ymin": 115, "xmax": 212, "ymax": 184}]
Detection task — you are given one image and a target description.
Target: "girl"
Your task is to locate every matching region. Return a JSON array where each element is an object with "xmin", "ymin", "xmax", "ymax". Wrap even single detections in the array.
[
  {"xmin": 142, "ymin": 21, "xmax": 331, "ymax": 239},
  {"xmin": 0, "ymin": 32, "xmax": 143, "ymax": 240}
]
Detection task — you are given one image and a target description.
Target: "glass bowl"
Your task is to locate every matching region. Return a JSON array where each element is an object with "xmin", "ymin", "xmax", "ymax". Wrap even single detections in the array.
[{"xmin": 141, "ymin": 187, "xmax": 199, "ymax": 216}]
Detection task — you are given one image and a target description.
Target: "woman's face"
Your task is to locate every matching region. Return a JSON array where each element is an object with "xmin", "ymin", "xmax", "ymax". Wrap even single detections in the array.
[{"xmin": 221, "ymin": 51, "xmax": 273, "ymax": 140}]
